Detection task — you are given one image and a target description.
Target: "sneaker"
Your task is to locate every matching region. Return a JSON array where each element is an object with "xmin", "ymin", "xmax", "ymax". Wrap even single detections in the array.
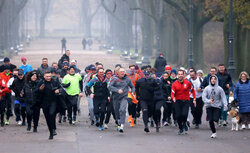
[
  {"xmin": 144, "ymin": 127, "xmax": 150, "ymax": 133},
  {"xmin": 119, "ymin": 126, "xmax": 124, "ymax": 133},
  {"xmin": 52, "ymin": 129, "xmax": 57, "ymax": 136},
  {"xmin": 248, "ymin": 124, "xmax": 250, "ymax": 129},
  {"xmin": 27, "ymin": 125, "xmax": 31, "ymax": 131},
  {"xmin": 184, "ymin": 124, "xmax": 189, "ymax": 134},
  {"xmin": 33, "ymin": 127, "xmax": 37, "ymax": 133},
  {"xmin": 210, "ymin": 133, "xmax": 217, "ymax": 138},
  {"xmin": 63, "ymin": 116, "xmax": 67, "ymax": 122},
  {"xmin": 178, "ymin": 129, "xmax": 184, "ymax": 135},
  {"xmin": 222, "ymin": 120, "xmax": 227, "ymax": 126},
  {"xmin": 5, "ymin": 120, "xmax": 9, "ymax": 125},
  {"xmin": 103, "ymin": 124, "xmax": 108, "ymax": 129},
  {"xmin": 96, "ymin": 122, "xmax": 100, "ymax": 127},
  {"xmin": 241, "ymin": 124, "xmax": 246, "ymax": 129},
  {"xmin": 117, "ymin": 125, "xmax": 121, "ymax": 131},
  {"xmin": 72, "ymin": 120, "xmax": 76, "ymax": 125},
  {"xmin": 150, "ymin": 120, "xmax": 154, "ymax": 127},
  {"xmin": 98, "ymin": 126, "xmax": 104, "ymax": 131},
  {"xmin": 128, "ymin": 115, "xmax": 132, "ymax": 123},
  {"xmin": 218, "ymin": 120, "xmax": 222, "ymax": 127},
  {"xmin": 163, "ymin": 121, "xmax": 169, "ymax": 126},
  {"xmin": 22, "ymin": 121, "xmax": 26, "ymax": 126},
  {"xmin": 69, "ymin": 119, "xmax": 72, "ymax": 125},
  {"xmin": 17, "ymin": 120, "xmax": 22, "ymax": 125},
  {"xmin": 91, "ymin": 120, "xmax": 95, "ymax": 125},
  {"xmin": 130, "ymin": 119, "xmax": 135, "ymax": 127},
  {"xmin": 49, "ymin": 134, "xmax": 53, "ymax": 140}
]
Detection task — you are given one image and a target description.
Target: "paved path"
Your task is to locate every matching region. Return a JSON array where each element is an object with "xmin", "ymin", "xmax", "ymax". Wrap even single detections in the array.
[{"xmin": 0, "ymin": 38, "xmax": 249, "ymax": 153}]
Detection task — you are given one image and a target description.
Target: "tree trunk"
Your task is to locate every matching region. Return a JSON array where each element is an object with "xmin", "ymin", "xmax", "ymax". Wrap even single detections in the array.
[{"xmin": 193, "ymin": 26, "xmax": 204, "ymax": 68}]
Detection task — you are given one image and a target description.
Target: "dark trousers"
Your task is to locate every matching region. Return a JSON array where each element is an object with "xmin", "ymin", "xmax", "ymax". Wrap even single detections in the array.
[
  {"xmin": 0, "ymin": 97, "xmax": 6, "ymax": 123},
  {"xmin": 207, "ymin": 107, "xmax": 221, "ymax": 133},
  {"xmin": 104, "ymin": 99, "xmax": 115, "ymax": 124},
  {"xmin": 175, "ymin": 100, "xmax": 189, "ymax": 130},
  {"xmin": 26, "ymin": 105, "xmax": 40, "ymax": 128},
  {"xmin": 162, "ymin": 101, "xmax": 173, "ymax": 121},
  {"xmin": 93, "ymin": 97, "xmax": 106, "ymax": 126},
  {"xmin": 43, "ymin": 102, "xmax": 57, "ymax": 134},
  {"xmin": 14, "ymin": 103, "xmax": 26, "ymax": 122},
  {"xmin": 141, "ymin": 100, "xmax": 155, "ymax": 127},
  {"xmin": 154, "ymin": 100, "xmax": 164, "ymax": 123},
  {"xmin": 128, "ymin": 98, "xmax": 137, "ymax": 118},
  {"xmin": 65, "ymin": 95, "xmax": 78, "ymax": 121},
  {"xmin": 5, "ymin": 93, "xmax": 12, "ymax": 120},
  {"xmin": 190, "ymin": 97, "xmax": 204, "ymax": 125}
]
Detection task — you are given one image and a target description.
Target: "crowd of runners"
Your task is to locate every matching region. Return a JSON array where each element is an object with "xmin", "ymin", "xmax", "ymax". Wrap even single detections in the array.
[{"xmin": 0, "ymin": 50, "xmax": 250, "ymax": 140}]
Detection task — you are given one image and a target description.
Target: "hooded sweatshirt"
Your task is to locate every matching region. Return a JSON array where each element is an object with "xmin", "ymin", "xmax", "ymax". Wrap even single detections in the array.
[{"xmin": 202, "ymin": 75, "xmax": 227, "ymax": 110}]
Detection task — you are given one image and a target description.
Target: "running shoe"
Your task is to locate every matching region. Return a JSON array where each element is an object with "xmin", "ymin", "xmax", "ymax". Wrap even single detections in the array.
[
  {"xmin": 210, "ymin": 133, "xmax": 217, "ymax": 138},
  {"xmin": 5, "ymin": 120, "xmax": 9, "ymax": 125},
  {"xmin": 178, "ymin": 129, "xmax": 184, "ymax": 135}
]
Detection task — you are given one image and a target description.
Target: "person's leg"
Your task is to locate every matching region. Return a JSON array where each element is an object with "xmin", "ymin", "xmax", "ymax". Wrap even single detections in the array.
[
  {"xmin": 141, "ymin": 100, "xmax": 149, "ymax": 128},
  {"xmin": 112, "ymin": 97, "xmax": 120, "ymax": 124},
  {"xmin": 0, "ymin": 98, "xmax": 6, "ymax": 126},
  {"xmin": 33, "ymin": 106, "xmax": 40, "ymax": 130},
  {"xmin": 190, "ymin": 98, "xmax": 196, "ymax": 124},
  {"xmin": 181, "ymin": 101, "xmax": 190, "ymax": 131},
  {"xmin": 43, "ymin": 107, "xmax": 52, "ymax": 133},
  {"xmin": 104, "ymin": 102, "xmax": 111, "ymax": 124},
  {"xmin": 221, "ymin": 95, "xmax": 229, "ymax": 124},
  {"xmin": 154, "ymin": 101, "xmax": 163, "ymax": 124},
  {"xmin": 174, "ymin": 101, "xmax": 183, "ymax": 130},
  {"xmin": 5, "ymin": 93, "xmax": 12, "ymax": 120},
  {"xmin": 72, "ymin": 96, "xmax": 78, "ymax": 122},
  {"xmin": 21, "ymin": 103, "xmax": 26, "ymax": 125},
  {"xmin": 127, "ymin": 98, "xmax": 133, "ymax": 123},
  {"xmin": 26, "ymin": 105, "xmax": 32, "ymax": 128},
  {"xmin": 87, "ymin": 96, "xmax": 95, "ymax": 122},
  {"xmin": 99, "ymin": 98, "xmax": 106, "ymax": 127},
  {"xmin": 196, "ymin": 97, "xmax": 204, "ymax": 125},
  {"xmin": 49, "ymin": 102, "xmax": 57, "ymax": 131},
  {"xmin": 93, "ymin": 97, "xmax": 101, "ymax": 125},
  {"xmin": 14, "ymin": 101, "xmax": 21, "ymax": 122},
  {"xmin": 65, "ymin": 96, "xmax": 73, "ymax": 123},
  {"xmin": 119, "ymin": 97, "xmax": 128, "ymax": 125}
]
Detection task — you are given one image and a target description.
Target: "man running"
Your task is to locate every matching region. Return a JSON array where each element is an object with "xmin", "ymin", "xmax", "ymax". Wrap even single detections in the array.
[
  {"xmin": 109, "ymin": 68, "xmax": 135, "ymax": 133},
  {"xmin": 171, "ymin": 70, "xmax": 196, "ymax": 135}
]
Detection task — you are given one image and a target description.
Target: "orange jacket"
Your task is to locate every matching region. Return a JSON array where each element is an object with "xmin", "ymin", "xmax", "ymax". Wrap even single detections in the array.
[
  {"xmin": 0, "ymin": 77, "xmax": 8, "ymax": 97},
  {"xmin": 127, "ymin": 73, "xmax": 140, "ymax": 104},
  {"xmin": 0, "ymin": 72, "xmax": 12, "ymax": 93}
]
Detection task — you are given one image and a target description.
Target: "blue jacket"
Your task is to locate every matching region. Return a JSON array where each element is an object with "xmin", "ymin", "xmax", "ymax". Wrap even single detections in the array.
[
  {"xmin": 234, "ymin": 79, "xmax": 250, "ymax": 113},
  {"xmin": 19, "ymin": 64, "xmax": 33, "ymax": 75}
]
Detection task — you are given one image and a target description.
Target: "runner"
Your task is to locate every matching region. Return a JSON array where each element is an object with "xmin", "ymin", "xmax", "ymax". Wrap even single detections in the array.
[
  {"xmin": 19, "ymin": 57, "xmax": 33, "ymax": 75},
  {"xmin": 171, "ymin": 70, "xmax": 196, "ymax": 135},
  {"xmin": 109, "ymin": 68, "xmax": 135, "ymax": 133}
]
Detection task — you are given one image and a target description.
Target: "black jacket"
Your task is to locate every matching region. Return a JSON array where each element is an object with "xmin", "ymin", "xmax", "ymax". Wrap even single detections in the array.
[
  {"xmin": 217, "ymin": 71, "xmax": 233, "ymax": 95},
  {"xmin": 162, "ymin": 78, "xmax": 171, "ymax": 101},
  {"xmin": 154, "ymin": 56, "xmax": 167, "ymax": 73},
  {"xmin": 86, "ymin": 77, "xmax": 110, "ymax": 98},
  {"xmin": 136, "ymin": 77, "xmax": 157, "ymax": 101},
  {"xmin": 37, "ymin": 79, "xmax": 61, "ymax": 107},
  {"xmin": 60, "ymin": 68, "xmax": 68, "ymax": 78},
  {"xmin": 58, "ymin": 54, "xmax": 69, "ymax": 69},
  {"xmin": 23, "ymin": 81, "xmax": 39, "ymax": 107},
  {"xmin": 0, "ymin": 63, "xmax": 17, "ymax": 72},
  {"xmin": 9, "ymin": 77, "xmax": 25, "ymax": 102}
]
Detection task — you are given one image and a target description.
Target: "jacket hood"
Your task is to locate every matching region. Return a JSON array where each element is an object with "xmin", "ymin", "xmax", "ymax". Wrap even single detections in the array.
[{"xmin": 209, "ymin": 75, "xmax": 219, "ymax": 87}]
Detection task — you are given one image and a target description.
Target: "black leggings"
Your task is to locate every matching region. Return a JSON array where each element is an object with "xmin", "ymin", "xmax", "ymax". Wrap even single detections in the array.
[
  {"xmin": 65, "ymin": 95, "xmax": 78, "ymax": 120},
  {"xmin": 190, "ymin": 97, "xmax": 204, "ymax": 125},
  {"xmin": 128, "ymin": 98, "xmax": 137, "ymax": 118},
  {"xmin": 154, "ymin": 100, "xmax": 164, "ymax": 123},
  {"xmin": 14, "ymin": 104, "xmax": 26, "ymax": 122},
  {"xmin": 93, "ymin": 97, "xmax": 106, "ymax": 126},
  {"xmin": 207, "ymin": 107, "xmax": 221, "ymax": 133},
  {"xmin": 0, "ymin": 98, "xmax": 6, "ymax": 123},
  {"xmin": 141, "ymin": 100, "xmax": 155, "ymax": 127},
  {"xmin": 104, "ymin": 99, "xmax": 116, "ymax": 124},
  {"xmin": 175, "ymin": 100, "xmax": 189, "ymax": 130}
]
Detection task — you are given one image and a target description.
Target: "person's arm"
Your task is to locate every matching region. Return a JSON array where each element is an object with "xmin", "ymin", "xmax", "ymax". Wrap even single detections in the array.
[
  {"xmin": 128, "ymin": 79, "xmax": 135, "ymax": 93},
  {"xmin": 135, "ymin": 80, "xmax": 140, "ymax": 99},
  {"xmin": 108, "ymin": 78, "xmax": 119, "ymax": 93},
  {"xmin": 202, "ymin": 88, "xmax": 210, "ymax": 104},
  {"xmin": 190, "ymin": 82, "xmax": 196, "ymax": 99},
  {"xmin": 220, "ymin": 88, "xmax": 228, "ymax": 111},
  {"xmin": 171, "ymin": 83, "xmax": 176, "ymax": 101},
  {"xmin": 233, "ymin": 83, "xmax": 239, "ymax": 101},
  {"xmin": 62, "ymin": 76, "xmax": 70, "ymax": 88},
  {"xmin": 86, "ymin": 78, "xmax": 95, "ymax": 95}
]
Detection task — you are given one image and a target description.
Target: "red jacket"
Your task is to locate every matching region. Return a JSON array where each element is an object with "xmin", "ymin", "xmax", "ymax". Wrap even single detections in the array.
[
  {"xmin": 0, "ymin": 72, "xmax": 12, "ymax": 93},
  {"xmin": 171, "ymin": 79, "xmax": 195, "ymax": 101},
  {"xmin": 0, "ymin": 77, "xmax": 8, "ymax": 96}
]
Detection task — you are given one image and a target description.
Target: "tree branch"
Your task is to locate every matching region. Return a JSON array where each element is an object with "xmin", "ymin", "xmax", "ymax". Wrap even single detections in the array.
[
  {"xmin": 101, "ymin": 0, "xmax": 124, "ymax": 23},
  {"xmin": 163, "ymin": 0, "xmax": 188, "ymax": 22}
]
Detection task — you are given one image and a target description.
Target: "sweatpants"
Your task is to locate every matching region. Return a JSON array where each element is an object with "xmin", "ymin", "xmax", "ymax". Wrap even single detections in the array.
[
  {"xmin": 65, "ymin": 95, "xmax": 78, "ymax": 121},
  {"xmin": 104, "ymin": 99, "xmax": 116, "ymax": 124},
  {"xmin": 128, "ymin": 98, "xmax": 137, "ymax": 118},
  {"xmin": 113, "ymin": 97, "xmax": 127, "ymax": 125},
  {"xmin": 0, "ymin": 97, "xmax": 6, "ymax": 123},
  {"xmin": 154, "ymin": 100, "xmax": 164, "ymax": 123},
  {"xmin": 207, "ymin": 107, "xmax": 221, "ymax": 133},
  {"xmin": 175, "ymin": 100, "xmax": 189, "ymax": 130},
  {"xmin": 43, "ymin": 102, "xmax": 57, "ymax": 134},
  {"xmin": 14, "ymin": 100, "xmax": 26, "ymax": 122},
  {"xmin": 87, "ymin": 96, "xmax": 95, "ymax": 121},
  {"xmin": 93, "ymin": 97, "xmax": 106, "ymax": 126},
  {"xmin": 190, "ymin": 97, "xmax": 204, "ymax": 125},
  {"xmin": 26, "ymin": 105, "xmax": 40, "ymax": 128},
  {"xmin": 140, "ymin": 100, "xmax": 155, "ymax": 127}
]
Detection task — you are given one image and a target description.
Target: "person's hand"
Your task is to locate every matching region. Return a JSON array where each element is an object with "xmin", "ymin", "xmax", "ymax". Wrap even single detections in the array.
[
  {"xmin": 79, "ymin": 93, "xmax": 83, "ymax": 97},
  {"xmin": 168, "ymin": 97, "xmax": 171, "ymax": 100},
  {"xmin": 210, "ymin": 99, "xmax": 214, "ymax": 104},
  {"xmin": 193, "ymin": 99, "xmax": 196, "ymax": 107},
  {"xmin": 226, "ymin": 84, "xmax": 230, "ymax": 89},
  {"xmin": 90, "ymin": 94, "xmax": 94, "ymax": 99},
  {"xmin": 20, "ymin": 91, "xmax": 24, "ymax": 97},
  {"xmin": 0, "ymin": 90, "xmax": 2, "ymax": 93},
  {"xmin": 173, "ymin": 97, "xmax": 176, "ymax": 103},
  {"xmin": 197, "ymin": 88, "xmax": 202, "ymax": 92},
  {"xmin": 55, "ymin": 89, "xmax": 59, "ymax": 94},
  {"xmin": 167, "ymin": 81, "xmax": 171, "ymax": 84},
  {"xmin": 108, "ymin": 97, "xmax": 111, "ymax": 102},
  {"xmin": 118, "ymin": 89, "xmax": 123, "ymax": 94},
  {"xmin": 40, "ymin": 84, "xmax": 45, "ymax": 90}
]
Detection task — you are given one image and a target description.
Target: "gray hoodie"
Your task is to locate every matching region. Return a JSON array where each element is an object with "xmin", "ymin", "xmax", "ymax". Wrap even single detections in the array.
[
  {"xmin": 109, "ymin": 75, "xmax": 135, "ymax": 100},
  {"xmin": 202, "ymin": 75, "xmax": 228, "ymax": 110}
]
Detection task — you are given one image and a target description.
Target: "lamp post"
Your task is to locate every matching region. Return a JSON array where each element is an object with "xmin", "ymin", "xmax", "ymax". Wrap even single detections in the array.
[
  {"xmin": 188, "ymin": 0, "xmax": 193, "ymax": 68},
  {"xmin": 227, "ymin": 0, "xmax": 235, "ymax": 80},
  {"xmin": 156, "ymin": 0, "xmax": 162, "ymax": 55}
]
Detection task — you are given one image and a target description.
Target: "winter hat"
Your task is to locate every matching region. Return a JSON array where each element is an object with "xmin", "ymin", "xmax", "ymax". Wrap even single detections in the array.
[
  {"xmin": 89, "ymin": 66, "xmax": 96, "ymax": 71},
  {"xmin": 63, "ymin": 62, "xmax": 69, "ymax": 67},
  {"xmin": 18, "ymin": 69, "xmax": 24, "ymax": 75},
  {"xmin": 51, "ymin": 68, "xmax": 57, "ymax": 74},
  {"xmin": 21, "ymin": 56, "xmax": 27, "ymax": 61},
  {"xmin": 165, "ymin": 65, "xmax": 172, "ymax": 71},
  {"xmin": 197, "ymin": 70, "xmax": 204, "ymax": 75},
  {"xmin": 3, "ymin": 57, "xmax": 10, "ymax": 62},
  {"xmin": 171, "ymin": 69, "xmax": 177, "ymax": 75}
]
